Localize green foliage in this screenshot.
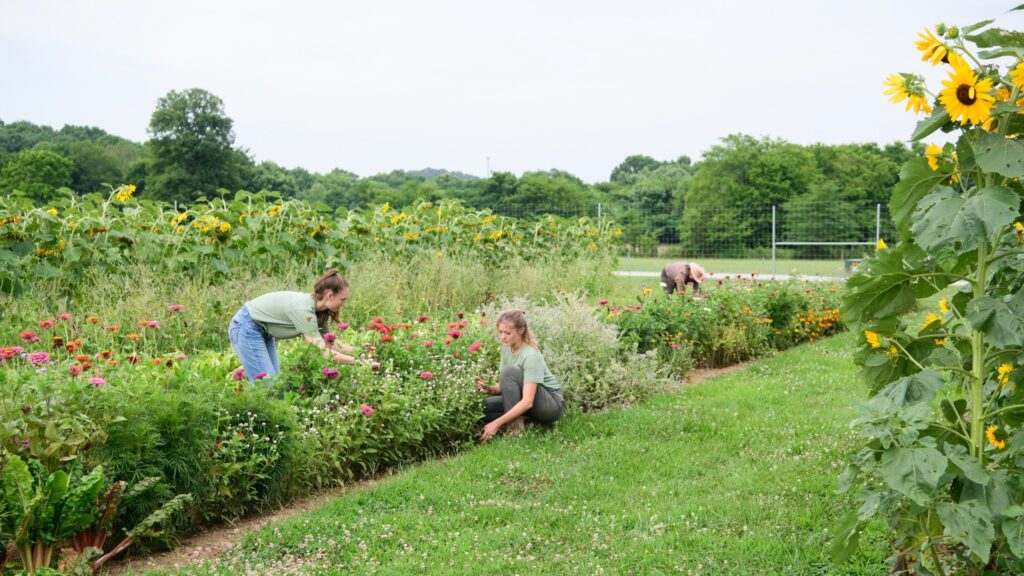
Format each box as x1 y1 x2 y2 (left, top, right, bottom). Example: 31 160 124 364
838 15 1024 574
0 149 73 203
145 88 243 203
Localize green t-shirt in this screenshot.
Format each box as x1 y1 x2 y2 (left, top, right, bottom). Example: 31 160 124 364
500 345 560 391
246 291 325 339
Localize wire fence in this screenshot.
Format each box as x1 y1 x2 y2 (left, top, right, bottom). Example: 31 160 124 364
487 198 893 275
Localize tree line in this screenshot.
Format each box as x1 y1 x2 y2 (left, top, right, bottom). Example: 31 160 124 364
0 88 921 256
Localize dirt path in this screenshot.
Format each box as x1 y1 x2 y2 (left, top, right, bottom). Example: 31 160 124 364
103 364 749 575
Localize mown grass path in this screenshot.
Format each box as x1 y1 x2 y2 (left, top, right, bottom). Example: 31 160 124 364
144 333 888 575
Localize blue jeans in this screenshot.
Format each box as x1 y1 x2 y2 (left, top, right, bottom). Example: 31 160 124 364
228 305 279 382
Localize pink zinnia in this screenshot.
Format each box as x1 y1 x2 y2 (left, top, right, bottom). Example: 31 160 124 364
57 313 72 321
448 330 461 339
323 332 337 344
419 371 434 379
599 299 608 305
232 368 247 381
89 377 106 387
168 304 185 313
69 365 82 377
670 344 680 349
338 322 350 331
254 372 268 380
417 315 429 323
19 331 38 342
38 320 55 329
28 351 50 366
146 321 160 329
422 341 433 348
360 404 375 416
175 353 187 360
468 341 483 353
323 367 339 379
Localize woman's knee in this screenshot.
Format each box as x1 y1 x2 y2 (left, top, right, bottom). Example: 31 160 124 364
500 366 523 389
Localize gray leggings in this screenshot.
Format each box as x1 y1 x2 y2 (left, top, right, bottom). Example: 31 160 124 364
483 366 564 423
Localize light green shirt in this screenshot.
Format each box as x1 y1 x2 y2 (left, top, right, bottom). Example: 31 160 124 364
246 291 324 340
500 345 560 391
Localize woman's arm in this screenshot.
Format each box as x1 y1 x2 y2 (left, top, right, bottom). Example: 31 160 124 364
480 383 538 442
304 335 377 367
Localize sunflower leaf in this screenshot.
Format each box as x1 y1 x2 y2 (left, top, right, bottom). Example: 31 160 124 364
962 19 995 35
978 46 1024 60
967 27 1024 49
910 105 951 142
911 185 1020 268
975 130 1024 178
890 158 948 237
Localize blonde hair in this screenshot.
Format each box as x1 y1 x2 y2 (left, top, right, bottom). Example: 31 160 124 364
313 269 349 327
496 309 538 348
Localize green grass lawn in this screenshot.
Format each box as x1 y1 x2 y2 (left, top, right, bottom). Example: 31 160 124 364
147 333 888 576
616 257 854 278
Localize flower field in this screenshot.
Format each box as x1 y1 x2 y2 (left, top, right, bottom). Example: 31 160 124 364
0 207 843 574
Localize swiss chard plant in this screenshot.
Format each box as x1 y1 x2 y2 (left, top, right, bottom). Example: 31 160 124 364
836 11 1024 575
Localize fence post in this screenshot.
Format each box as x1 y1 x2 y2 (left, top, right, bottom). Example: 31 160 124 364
771 205 777 276
876 203 881 244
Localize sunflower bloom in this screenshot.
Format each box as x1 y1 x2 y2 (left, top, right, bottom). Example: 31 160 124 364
998 363 1015 385
920 314 942 330
864 330 882 349
876 238 888 250
939 297 950 314
915 28 949 66
1011 61 1024 90
939 56 996 125
884 73 933 115
925 143 942 171
987 425 1006 449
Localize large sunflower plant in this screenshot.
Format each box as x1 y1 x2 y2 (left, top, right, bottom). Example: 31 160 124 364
835 10 1024 575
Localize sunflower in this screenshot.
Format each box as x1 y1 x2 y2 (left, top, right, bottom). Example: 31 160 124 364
864 330 882 349
939 57 996 125
987 425 1006 450
925 143 942 171
884 73 932 115
1011 61 1024 90
915 28 949 66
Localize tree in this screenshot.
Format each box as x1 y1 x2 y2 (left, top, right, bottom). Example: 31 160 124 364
610 154 661 184
0 148 73 202
144 88 246 202
67 141 124 194
679 134 819 257
250 161 299 197
503 171 591 217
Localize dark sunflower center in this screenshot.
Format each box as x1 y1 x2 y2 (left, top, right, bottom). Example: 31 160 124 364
957 84 977 106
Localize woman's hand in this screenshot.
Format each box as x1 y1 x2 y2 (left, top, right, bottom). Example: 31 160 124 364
479 421 502 443
475 377 499 395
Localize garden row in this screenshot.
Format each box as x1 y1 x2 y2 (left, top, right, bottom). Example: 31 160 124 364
0 188 619 296
0 280 843 575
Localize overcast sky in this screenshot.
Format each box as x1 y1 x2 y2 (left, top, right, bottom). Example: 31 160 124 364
3 1 1023 183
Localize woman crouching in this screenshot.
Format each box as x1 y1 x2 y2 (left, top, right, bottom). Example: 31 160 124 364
475 309 564 442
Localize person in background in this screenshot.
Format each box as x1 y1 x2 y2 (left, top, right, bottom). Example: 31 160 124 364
660 261 707 296
475 309 564 442
228 269 376 382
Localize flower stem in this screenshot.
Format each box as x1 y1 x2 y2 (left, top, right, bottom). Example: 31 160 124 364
971 239 989 463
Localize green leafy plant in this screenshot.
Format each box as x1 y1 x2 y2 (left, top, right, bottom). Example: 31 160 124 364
0 453 103 574
837 13 1024 574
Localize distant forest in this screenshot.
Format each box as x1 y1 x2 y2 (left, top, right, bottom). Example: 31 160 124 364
0 88 921 256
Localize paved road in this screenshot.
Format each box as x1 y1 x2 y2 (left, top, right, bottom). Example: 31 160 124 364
614 271 846 282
